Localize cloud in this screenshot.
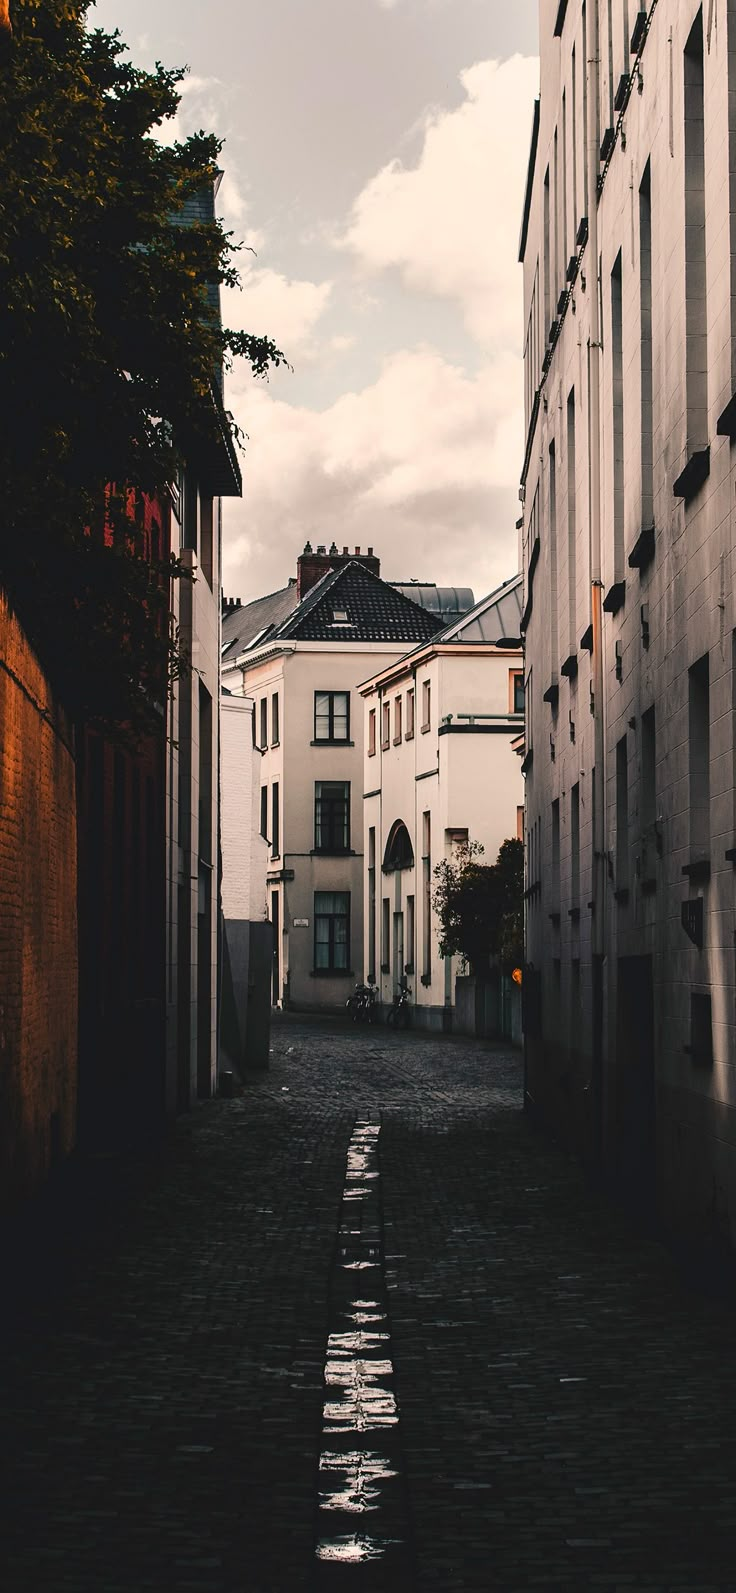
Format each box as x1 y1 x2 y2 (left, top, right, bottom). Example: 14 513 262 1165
222 345 522 601
223 268 333 362
337 55 538 350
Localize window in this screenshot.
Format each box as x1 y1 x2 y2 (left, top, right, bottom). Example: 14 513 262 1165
314 781 350 853
551 798 560 908
271 692 280 746
406 688 415 739
510 671 525 714
381 897 391 973
260 697 268 750
567 387 576 649
406 895 415 974
570 782 580 909
382 702 391 750
422 811 431 980
517 805 524 842
200 494 214 588
421 680 431 732
689 653 710 857
314 690 349 743
684 10 708 457
611 252 624 577
314 892 350 973
260 785 268 839
368 828 376 981
615 736 629 896
393 696 402 744
639 162 653 529
689 992 713 1068
368 708 376 757
271 782 280 858
641 705 656 833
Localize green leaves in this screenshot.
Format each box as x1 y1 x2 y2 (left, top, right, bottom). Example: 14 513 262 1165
432 836 524 976
0 0 285 735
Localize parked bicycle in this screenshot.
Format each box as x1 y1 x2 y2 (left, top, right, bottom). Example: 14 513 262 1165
386 981 411 1029
345 979 378 1024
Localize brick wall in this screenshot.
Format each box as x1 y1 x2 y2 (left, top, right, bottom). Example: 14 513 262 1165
0 589 78 1213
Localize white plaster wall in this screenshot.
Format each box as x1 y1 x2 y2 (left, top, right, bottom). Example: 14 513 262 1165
221 696 268 923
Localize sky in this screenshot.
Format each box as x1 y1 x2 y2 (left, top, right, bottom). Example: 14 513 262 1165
91 0 540 604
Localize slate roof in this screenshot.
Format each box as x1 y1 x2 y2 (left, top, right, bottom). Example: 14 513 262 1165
273 562 445 644
221 582 298 660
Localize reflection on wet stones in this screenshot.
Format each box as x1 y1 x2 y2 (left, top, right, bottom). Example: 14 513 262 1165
314 1118 411 1580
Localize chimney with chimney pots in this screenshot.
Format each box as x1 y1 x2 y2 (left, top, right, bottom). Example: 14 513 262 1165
296 540 380 599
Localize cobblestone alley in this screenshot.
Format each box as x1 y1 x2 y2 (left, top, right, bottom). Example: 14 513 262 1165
2 1019 735 1592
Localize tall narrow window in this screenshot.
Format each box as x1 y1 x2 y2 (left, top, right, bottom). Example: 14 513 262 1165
381 897 391 973
406 895 415 974
260 697 268 750
314 892 350 974
639 162 654 530
314 691 350 743
606 0 614 123
553 128 560 301
271 692 280 747
571 783 580 908
567 388 577 650
571 45 578 233
689 653 710 858
368 707 376 757
421 680 431 732
422 811 431 980
641 704 657 833
544 167 551 333
200 494 214 588
314 781 350 852
271 781 280 859
562 92 568 266
406 688 415 738
368 828 376 982
260 785 268 840
615 736 629 896
393 696 402 744
552 798 560 909
684 11 708 457
549 440 559 670
611 252 624 577
382 701 391 749
582 2 589 213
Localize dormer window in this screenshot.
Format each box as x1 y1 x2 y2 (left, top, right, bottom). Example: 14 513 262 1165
332 608 349 623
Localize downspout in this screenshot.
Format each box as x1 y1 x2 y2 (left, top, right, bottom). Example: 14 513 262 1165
587 0 606 1167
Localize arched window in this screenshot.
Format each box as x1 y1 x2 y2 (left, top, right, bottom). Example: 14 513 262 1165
383 820 415 872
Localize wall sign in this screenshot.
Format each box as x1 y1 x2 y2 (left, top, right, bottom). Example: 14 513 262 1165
293 918 309 927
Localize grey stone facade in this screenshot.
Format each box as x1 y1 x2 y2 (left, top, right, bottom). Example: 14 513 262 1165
521 0 736 1256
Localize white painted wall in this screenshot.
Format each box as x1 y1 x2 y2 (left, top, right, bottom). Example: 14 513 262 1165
221 696 269 923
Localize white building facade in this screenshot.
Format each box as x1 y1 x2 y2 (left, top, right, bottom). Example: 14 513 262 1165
360 580 525 1029
521 0 736 1248
223 554 443 1012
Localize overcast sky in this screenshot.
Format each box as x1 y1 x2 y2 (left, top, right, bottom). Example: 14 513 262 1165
91 0 539 604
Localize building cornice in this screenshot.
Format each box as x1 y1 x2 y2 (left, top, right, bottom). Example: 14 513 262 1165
358 641 522 698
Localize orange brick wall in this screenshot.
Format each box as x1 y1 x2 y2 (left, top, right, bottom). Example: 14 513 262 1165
0 589 78 1213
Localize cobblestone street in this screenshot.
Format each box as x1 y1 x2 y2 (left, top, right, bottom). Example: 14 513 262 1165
2 1019 735 1592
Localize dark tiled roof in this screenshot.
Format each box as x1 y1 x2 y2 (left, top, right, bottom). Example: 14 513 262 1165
275 562 444 644
221 582 298 658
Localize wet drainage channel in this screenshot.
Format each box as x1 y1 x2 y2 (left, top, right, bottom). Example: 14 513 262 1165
313 1118 412 1589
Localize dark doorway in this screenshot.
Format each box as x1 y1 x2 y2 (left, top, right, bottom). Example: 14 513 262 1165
615 955 656 1213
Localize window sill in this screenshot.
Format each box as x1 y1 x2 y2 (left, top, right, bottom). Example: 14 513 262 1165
420 974 431 987
368 747 376 757
311 739 355 748
381 740 390 752
568 906 581 921
405 730 415 742
380 963 390 975
420 723 431 734
270 741 281 750
310 968 355 979
393 735 402 746
673 446 710 503
311 848 355 857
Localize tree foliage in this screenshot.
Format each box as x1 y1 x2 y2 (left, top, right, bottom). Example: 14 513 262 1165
0 0 285 733
432 836 524 976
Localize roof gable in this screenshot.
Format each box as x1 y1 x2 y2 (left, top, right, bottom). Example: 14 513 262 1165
274 561 444 644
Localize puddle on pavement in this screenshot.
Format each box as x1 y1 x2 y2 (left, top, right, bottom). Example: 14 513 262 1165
314 1118 409 1576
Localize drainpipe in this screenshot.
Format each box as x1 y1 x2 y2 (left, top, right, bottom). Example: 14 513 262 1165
587 0 606 1168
